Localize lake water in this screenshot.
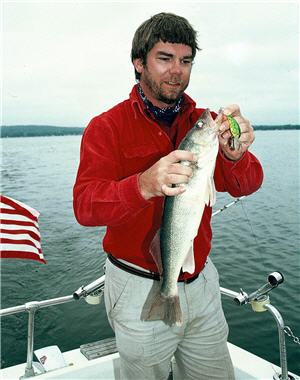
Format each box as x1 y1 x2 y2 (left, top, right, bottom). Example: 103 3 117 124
1 131 299 374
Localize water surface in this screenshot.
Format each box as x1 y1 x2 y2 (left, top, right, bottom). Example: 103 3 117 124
1 131 299 374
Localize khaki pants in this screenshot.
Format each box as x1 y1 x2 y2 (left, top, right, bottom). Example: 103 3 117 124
104 257 235 380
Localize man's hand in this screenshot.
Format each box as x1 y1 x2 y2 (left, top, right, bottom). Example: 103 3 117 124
138 150 197 200
218 104 255 161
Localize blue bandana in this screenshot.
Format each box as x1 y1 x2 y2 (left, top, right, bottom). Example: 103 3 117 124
138 84 183 126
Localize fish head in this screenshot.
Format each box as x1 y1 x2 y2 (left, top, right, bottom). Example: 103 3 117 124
179 108 220 153
196 108 219 132
190 108 219 145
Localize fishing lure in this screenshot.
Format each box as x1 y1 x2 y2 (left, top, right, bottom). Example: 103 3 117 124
227 115 241 150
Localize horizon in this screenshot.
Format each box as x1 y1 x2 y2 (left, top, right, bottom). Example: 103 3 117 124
2 123 300 128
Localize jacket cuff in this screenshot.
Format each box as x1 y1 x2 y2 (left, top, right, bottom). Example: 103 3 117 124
119 173 152 211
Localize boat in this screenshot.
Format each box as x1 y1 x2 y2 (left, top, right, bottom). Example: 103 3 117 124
1 270 299 380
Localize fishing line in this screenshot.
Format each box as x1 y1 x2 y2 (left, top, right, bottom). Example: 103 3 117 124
212 192 268 277
238 192 269 273
240 199 260 248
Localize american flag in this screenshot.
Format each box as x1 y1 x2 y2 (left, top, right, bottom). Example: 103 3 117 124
0 195 46 263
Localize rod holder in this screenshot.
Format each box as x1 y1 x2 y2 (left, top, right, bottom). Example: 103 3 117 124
20 302 40 379
73 275 105 300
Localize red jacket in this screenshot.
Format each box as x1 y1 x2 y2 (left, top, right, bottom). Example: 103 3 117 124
73 85 263 279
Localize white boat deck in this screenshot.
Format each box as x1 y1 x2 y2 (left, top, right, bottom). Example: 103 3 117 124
1 273 299 380
1 342 299 380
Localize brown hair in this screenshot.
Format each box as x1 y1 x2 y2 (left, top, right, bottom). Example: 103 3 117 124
131 12 199 80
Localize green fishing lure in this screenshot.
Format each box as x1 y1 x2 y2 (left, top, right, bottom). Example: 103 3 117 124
227 115 241 150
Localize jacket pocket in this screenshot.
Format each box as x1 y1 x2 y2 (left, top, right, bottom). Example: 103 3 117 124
122 144 159 158
121 144 161 175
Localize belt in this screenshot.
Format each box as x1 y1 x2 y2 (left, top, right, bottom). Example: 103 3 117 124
107 254 200 284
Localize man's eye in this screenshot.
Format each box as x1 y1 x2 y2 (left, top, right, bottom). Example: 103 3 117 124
158 57 170 61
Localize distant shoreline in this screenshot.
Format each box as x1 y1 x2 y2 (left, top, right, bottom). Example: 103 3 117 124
1 125 84 138
1 124 299 138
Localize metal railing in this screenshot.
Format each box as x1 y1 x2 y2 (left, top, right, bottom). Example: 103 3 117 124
0 276 105 379
0 272 295 380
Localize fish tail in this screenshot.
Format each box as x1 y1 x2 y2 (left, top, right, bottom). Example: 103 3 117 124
144 293 183 326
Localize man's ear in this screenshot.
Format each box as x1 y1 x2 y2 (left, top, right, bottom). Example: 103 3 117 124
133 58 144 75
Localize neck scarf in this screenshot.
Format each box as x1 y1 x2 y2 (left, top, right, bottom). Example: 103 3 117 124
138 84 183 126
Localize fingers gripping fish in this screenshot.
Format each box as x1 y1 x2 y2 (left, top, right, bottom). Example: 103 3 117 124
144 109 220 326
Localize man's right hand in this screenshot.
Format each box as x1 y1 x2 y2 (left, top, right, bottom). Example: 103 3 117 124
138 150 197 200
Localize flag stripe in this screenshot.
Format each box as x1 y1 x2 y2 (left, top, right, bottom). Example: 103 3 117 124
0 219 40 230
1 243 42 254
0 250 46 264
1 228 40 241
1 225 41 238
1 208 38 218
0 195 39 218
0 203 14 211
0 195 38 221
1 233 41 249
0 212 39 225
1 238 42 251
0 195 45 264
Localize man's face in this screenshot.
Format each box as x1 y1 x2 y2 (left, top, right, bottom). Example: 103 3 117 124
134 41 193 108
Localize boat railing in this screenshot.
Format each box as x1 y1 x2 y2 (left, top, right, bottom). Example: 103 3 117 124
0 272 295 380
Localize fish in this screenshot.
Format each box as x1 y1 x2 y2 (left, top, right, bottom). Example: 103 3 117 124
145 108 220 326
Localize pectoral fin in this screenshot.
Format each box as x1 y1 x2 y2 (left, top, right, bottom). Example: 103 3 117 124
182 244 195 274
208 176 216 206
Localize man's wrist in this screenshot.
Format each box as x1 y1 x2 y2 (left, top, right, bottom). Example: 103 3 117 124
138 172 153 200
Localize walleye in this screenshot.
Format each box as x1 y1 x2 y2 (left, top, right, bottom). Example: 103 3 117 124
145 108 220 326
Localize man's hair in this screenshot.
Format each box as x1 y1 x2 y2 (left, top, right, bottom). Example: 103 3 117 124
131 12 199 80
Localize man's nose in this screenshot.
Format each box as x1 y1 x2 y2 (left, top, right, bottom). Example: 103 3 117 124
169 59 183 75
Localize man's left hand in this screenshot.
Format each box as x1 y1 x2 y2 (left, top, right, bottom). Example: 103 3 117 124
218 104 255 161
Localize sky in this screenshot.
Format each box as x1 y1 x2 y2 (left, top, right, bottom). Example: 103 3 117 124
2 0 299 126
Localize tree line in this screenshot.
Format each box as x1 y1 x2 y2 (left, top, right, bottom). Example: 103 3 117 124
1 124 299 138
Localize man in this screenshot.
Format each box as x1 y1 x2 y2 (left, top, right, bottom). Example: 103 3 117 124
73 12 263 380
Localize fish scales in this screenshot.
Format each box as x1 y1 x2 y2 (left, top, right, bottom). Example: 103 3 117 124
145 109 220 326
